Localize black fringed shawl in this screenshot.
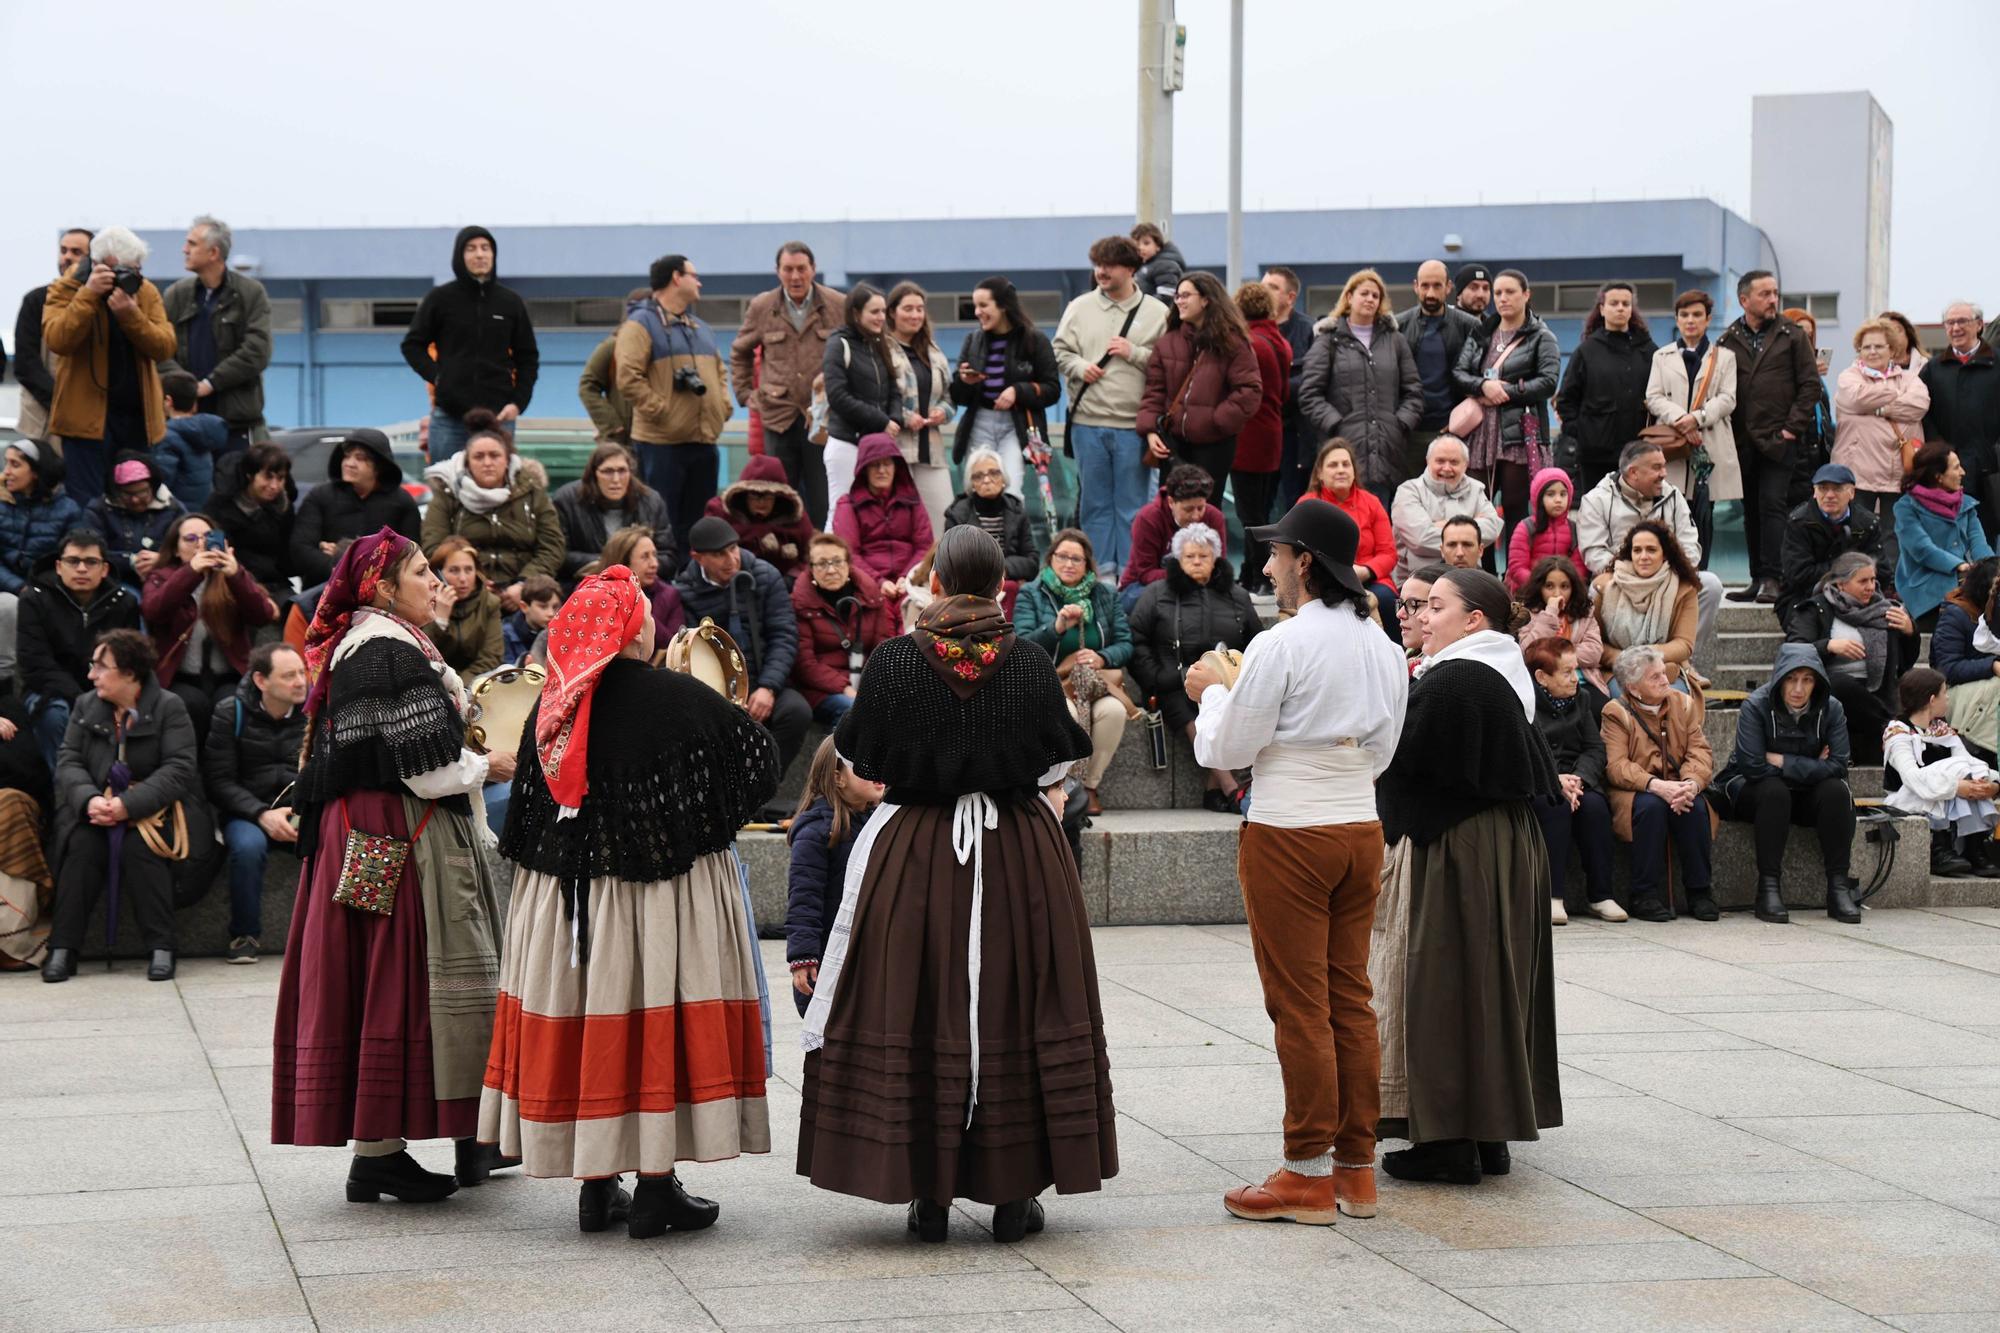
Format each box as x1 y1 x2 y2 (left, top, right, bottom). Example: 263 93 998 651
295 637 470 855
502 659 780 943
1377 658 1561 847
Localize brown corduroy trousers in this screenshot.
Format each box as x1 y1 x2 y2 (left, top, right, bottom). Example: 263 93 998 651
1238 821 1383 1164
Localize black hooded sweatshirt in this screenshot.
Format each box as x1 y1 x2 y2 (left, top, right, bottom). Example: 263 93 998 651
399 225 540 418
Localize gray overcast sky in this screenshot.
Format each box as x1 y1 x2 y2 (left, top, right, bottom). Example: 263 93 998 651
2 0 1996 348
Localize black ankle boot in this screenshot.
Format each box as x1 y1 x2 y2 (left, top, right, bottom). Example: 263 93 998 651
1934 831 1979 878
346 1150 459 1203
40 948 75 983
628 1173 719 1238
907 1198 949 1242
1827 873 1862 924
992 1197 1046 1242
1754 874 1789 924
1477 1141 1511 1176
579 1176 632 1233
454 1138 520 1186
1969 837 2000 878
1383 1139 1481 1185
146 949 176 981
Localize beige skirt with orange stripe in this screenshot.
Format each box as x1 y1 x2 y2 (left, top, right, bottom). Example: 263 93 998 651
478 852 771 1179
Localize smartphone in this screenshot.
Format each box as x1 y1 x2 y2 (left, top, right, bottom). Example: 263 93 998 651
204 531 228 552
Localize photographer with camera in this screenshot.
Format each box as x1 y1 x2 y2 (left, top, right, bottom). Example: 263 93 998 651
41 225 176 502
615 254 731 569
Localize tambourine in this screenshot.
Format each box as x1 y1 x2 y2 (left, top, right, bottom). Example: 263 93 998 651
1197 648 1245 690
466 662 546 754
661 618 751 708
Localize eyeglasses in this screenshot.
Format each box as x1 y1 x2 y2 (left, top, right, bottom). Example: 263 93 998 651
596 466 631 477
809 558 848 570
1945 317 1979 328
58 556 105 570
179 532 207 544
1397 598 1427 615
969 469 1003 481
1050 552 1088 565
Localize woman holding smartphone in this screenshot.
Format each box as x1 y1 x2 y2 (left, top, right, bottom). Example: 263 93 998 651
948 277 1061 499
140 511 280 753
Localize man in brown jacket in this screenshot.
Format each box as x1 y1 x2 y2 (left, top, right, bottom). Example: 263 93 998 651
730 241 843 526
42 225 177 503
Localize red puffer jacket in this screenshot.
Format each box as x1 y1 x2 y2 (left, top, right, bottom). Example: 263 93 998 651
789 567 897 708
831 433 935 587
1136 325 1263 446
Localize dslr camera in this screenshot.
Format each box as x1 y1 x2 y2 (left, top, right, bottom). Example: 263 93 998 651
73 257 142 296
673 365 707 396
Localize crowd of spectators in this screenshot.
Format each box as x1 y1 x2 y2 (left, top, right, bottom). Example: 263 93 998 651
8 216 2000 976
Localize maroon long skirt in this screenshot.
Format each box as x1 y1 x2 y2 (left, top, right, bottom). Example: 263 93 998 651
797 795 1118 1206
271 791 477 1145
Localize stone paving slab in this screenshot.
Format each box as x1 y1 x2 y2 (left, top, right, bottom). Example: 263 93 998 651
11 910 2000 1331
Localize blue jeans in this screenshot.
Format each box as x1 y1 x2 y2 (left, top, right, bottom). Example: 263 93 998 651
428 408 512 464
1119 581 1146 614
813 692 855 727
1071 423 1150 573
483 780 511 839
222 818 272 937
27 694 69 773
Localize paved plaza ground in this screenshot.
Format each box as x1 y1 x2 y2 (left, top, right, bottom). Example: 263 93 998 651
9 908 2000 1332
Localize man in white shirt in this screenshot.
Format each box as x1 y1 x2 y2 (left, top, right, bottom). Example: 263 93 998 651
1186 499 1408 1227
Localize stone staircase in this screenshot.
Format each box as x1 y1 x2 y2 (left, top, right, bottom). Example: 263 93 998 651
74 595 1998 960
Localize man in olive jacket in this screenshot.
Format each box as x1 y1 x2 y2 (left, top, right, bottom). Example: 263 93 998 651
729 241 844 526
1719 270 1822 603
159 216 272 481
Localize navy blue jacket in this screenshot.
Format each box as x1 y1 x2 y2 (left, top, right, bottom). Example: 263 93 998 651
671 550 798 692
785 798 873 1014
154 413 230 509
83 488 186 590
0 486 84 595
1930 600 1998 686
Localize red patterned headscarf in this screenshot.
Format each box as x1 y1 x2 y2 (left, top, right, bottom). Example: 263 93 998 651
535 564 648 814
302 528 418 721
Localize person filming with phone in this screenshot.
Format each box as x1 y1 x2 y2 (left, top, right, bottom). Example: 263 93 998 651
140 512 279 758
40 225 177 503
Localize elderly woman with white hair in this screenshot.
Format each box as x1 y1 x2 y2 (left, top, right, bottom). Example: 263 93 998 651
1129 521 1262 810
942 447 1040 585
1600 645 1716 924
41 225 177 501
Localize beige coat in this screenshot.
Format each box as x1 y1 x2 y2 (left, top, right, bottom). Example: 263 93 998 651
1600 690 1714 840
729 282 845 434
1832 363 1930 494
1645 342 1741 502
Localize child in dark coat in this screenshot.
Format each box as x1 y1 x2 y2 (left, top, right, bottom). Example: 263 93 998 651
785 737 884 1016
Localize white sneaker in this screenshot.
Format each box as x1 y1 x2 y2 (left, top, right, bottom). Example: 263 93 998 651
1550 899 1568 926
1588 899 1629 923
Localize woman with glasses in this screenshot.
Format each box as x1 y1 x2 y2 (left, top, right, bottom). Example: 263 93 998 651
552 442 674 582
943 447 1040 606
1014 528 1133 814
140 512 279 752
790 533 897 727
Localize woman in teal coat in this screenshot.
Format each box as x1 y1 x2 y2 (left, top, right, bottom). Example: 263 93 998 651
1895 442 1995 623
1012 527 1132 810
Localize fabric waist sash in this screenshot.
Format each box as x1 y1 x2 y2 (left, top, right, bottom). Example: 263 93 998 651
1248 741 1378 829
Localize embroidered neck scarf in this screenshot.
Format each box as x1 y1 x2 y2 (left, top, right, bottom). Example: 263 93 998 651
914 595 1015 699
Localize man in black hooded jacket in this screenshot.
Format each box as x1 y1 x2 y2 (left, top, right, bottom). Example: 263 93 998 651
400 226 539 463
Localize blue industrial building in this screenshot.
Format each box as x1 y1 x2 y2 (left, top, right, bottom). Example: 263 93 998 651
135 199 1779 431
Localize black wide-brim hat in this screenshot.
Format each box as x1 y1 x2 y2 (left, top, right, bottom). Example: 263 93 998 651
1247 500 1366 595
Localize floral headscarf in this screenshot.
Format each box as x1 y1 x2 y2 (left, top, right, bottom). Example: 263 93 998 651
535 564 647 815
913 594 1014 700
301 528 420 721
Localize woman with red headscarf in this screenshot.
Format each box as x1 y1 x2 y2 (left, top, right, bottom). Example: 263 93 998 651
271 528 519 1206
479 565 781 1238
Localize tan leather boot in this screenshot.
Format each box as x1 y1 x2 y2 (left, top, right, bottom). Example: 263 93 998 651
1223 1169 1338 1225
1334 1164 1378 1218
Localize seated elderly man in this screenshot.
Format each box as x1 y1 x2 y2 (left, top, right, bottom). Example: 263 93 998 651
1778 463 1887 625
1575 437 1725 668
1389 435 1500 584
1712 643 1859 925
1601 644 1715 923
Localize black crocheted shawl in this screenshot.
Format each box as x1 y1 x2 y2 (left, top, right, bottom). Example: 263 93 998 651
833 633 1091 802
1377 658 1561 848
295 636 470 854
501 658 779 884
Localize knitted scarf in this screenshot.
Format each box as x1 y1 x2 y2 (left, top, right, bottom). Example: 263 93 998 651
1598 559 1680 652
1911 484 1966 521
913 595 1015 700
426 452 515 517
1819 579 1899 690
1035 566 1099 656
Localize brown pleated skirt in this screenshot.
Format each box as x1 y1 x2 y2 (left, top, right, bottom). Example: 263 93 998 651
797 795 1118 1206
